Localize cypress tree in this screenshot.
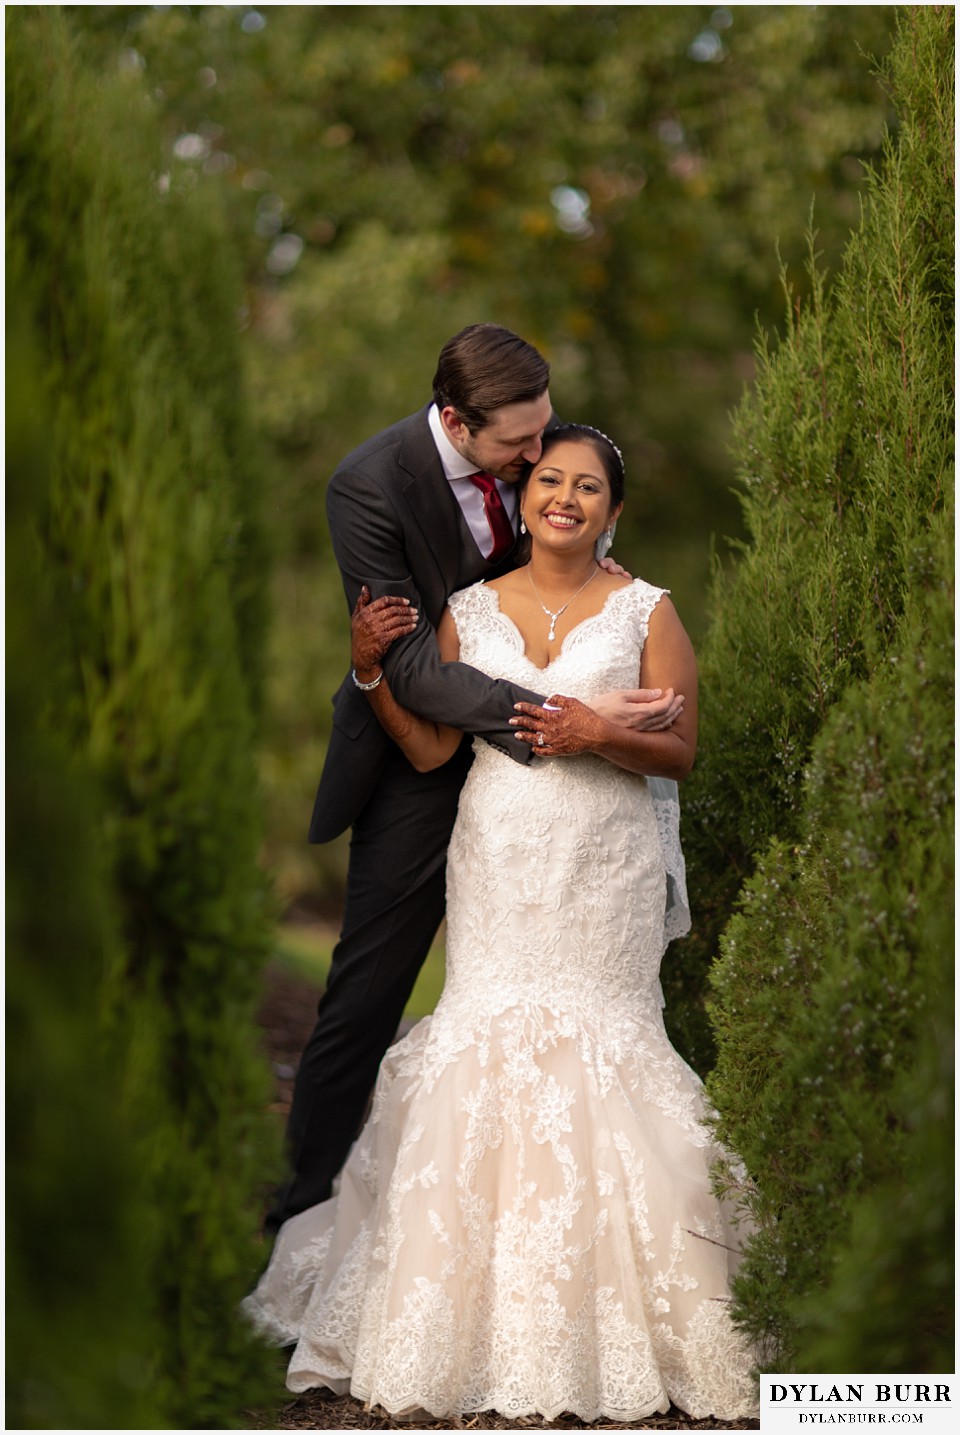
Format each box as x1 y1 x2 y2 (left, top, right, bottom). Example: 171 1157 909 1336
673 7 952 1368
7 8 279 1421
6 280 164 1431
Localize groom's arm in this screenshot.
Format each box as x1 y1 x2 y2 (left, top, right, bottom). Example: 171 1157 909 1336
327 465 546 763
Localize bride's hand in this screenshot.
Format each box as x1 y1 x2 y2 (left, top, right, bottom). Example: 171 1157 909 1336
510 694 605 757
351 586 418 674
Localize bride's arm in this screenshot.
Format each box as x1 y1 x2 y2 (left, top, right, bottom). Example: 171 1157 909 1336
351 589 464 773
510 597 698 780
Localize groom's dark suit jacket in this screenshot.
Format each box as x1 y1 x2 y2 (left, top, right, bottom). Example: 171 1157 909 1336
309 405 547 844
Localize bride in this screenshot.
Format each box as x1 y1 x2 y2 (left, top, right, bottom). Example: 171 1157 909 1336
244 424 758 1424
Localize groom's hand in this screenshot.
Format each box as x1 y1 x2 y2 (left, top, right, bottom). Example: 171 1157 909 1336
590 687 683 731
598 556 631 580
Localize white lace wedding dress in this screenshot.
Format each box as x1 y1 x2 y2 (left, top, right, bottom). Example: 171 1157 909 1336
244 579 758 1423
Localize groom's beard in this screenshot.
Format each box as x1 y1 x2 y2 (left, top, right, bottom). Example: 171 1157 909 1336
493 461 528 484
457 438 527 486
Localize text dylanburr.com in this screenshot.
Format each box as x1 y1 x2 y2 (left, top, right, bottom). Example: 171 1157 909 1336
761 1377 956 1432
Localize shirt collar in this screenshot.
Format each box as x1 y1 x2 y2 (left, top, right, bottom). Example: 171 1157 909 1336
428 403 483 483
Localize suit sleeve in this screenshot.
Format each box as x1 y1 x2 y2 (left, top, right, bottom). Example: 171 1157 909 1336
327 465 546 763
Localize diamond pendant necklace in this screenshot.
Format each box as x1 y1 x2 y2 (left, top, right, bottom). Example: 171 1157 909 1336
527 564 600 642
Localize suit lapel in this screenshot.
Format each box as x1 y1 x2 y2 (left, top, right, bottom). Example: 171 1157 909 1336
399 408 473 600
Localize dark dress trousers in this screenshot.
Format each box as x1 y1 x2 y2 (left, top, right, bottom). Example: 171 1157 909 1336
268 406 546 1230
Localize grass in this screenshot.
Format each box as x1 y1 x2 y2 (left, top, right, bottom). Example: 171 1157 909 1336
272 921 447 1018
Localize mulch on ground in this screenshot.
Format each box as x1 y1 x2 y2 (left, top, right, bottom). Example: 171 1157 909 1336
248 1387 759 1432
250 963 760 1433
247 1386 758 1433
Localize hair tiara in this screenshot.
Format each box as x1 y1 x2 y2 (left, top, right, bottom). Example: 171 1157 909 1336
548 422 624 475
577 423 624 472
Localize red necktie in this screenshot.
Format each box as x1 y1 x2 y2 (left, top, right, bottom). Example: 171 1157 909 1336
468 472 515 563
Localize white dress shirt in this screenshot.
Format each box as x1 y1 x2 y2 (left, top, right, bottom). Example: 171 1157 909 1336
427 403 519 559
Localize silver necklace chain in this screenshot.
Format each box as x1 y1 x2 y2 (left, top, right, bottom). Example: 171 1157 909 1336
527 564 600 642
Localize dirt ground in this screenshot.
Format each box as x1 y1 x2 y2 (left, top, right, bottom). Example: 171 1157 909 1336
251 962 759 1434
257 957 328 1124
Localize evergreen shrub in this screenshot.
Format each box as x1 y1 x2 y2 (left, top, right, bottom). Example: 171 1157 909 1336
6 284 165 1431
711 557 953 1367
666 7 953 1369
667 6 953 1073
7 9 279 1423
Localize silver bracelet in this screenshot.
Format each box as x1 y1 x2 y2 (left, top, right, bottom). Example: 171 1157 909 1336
352 667 383 692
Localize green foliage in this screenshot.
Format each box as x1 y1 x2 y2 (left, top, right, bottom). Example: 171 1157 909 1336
792 1006 954 1374
673 6 953 1368
69 3 898 903
6 277 163 1433
670 5 954 1071
709 563 953 1366
8 8 280 1423
74 5 897 521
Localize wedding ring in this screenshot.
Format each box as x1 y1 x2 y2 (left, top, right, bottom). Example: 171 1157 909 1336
537 732 545 747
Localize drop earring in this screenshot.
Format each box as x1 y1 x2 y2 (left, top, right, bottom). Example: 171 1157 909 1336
595 521 616 560
520 516 527 535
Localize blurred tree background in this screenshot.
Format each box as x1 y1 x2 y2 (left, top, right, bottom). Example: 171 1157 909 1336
8 6 278 1424
69 2 899 909
687 5 953 1371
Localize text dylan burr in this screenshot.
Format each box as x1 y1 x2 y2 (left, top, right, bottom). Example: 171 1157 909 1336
770 1386 951 1405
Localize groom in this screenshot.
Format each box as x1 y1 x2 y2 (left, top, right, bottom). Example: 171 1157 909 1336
267 324 679 1232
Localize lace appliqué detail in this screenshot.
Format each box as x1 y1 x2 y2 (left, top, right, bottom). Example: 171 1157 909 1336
451 580 690 958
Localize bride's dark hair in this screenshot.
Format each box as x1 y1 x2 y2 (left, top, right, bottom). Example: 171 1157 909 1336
528 423 625 506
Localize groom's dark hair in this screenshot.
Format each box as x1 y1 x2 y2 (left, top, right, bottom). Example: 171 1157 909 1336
433 324 550 434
